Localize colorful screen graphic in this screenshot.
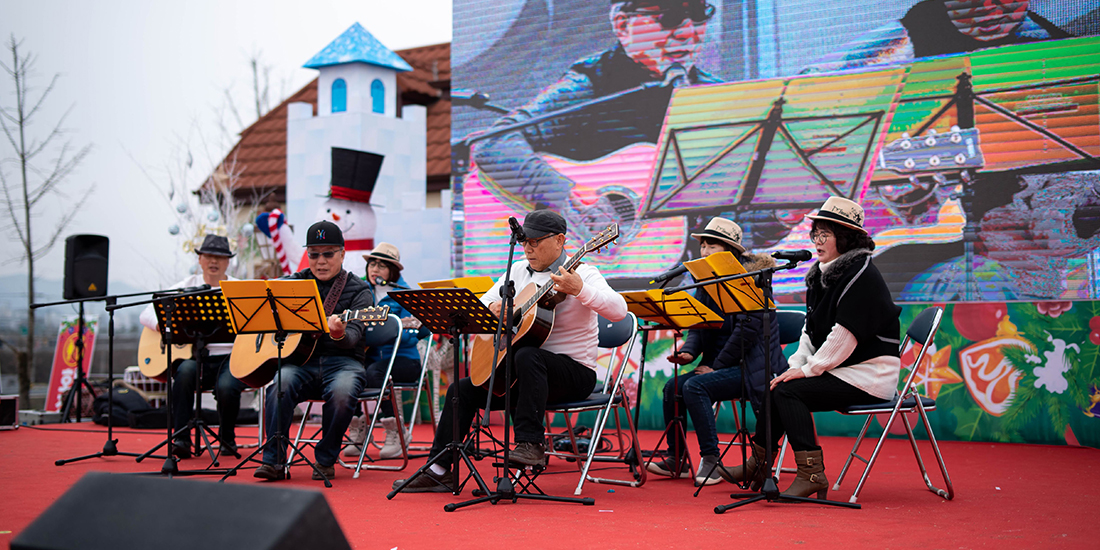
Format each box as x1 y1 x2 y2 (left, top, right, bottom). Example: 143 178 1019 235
452 0 1100 302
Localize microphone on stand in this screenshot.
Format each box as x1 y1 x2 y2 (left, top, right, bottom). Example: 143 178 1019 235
508 216 527 243
650 264 689 284
772 250 813 262
373 277 408 290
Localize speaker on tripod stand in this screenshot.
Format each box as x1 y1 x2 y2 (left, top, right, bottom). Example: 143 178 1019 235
63 234 109 300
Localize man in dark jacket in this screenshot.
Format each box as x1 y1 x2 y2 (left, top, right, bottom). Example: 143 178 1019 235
254 221 375 482
472 0 721 242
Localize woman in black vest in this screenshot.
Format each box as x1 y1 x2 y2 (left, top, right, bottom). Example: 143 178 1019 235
728 197 902 498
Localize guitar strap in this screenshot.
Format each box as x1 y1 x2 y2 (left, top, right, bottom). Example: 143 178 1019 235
323 270 349 317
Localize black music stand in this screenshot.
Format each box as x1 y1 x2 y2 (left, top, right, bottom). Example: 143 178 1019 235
622 289 722 481
664 257 860 511
217 279 333 487
132 289 235 476
386 287 499 503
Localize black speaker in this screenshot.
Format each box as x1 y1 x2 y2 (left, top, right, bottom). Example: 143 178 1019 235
63 234 108 300
11 472 352 550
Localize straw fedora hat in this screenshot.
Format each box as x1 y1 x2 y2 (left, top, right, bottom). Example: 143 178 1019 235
806 197 867 234
690 217 745 253
362 242 404 271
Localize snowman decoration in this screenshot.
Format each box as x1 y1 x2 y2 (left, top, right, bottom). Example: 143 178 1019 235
306 149 384 277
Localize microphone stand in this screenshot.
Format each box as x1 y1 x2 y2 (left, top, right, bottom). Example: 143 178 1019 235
37 287 194 466
663 260 860 511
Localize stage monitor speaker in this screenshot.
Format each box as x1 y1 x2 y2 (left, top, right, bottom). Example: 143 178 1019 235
10 472 352 550
62 234 108 300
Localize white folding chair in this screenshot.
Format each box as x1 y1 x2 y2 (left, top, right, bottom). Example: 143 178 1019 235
832 306 955 504
348 314 410 476
545 312 646 495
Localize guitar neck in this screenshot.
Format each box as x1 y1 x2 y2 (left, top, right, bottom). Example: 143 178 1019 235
516 249 590 316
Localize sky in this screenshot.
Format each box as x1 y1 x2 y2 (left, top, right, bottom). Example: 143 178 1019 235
0 0 452 296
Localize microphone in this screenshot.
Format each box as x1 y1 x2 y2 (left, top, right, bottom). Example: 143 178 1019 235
772 250 813 262
179 284 212 292
374 277 408 290
650 264 688 284
508 216 527 242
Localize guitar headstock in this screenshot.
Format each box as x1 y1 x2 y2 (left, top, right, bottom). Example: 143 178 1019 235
343 305 390 326
584 223 620 255
878 126 984 175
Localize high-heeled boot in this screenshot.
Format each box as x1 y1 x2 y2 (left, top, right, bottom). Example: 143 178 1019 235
723 442 769 488
782 449 828 499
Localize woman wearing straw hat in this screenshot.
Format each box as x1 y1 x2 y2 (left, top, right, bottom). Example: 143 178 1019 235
727 197 902 499
344 242 428 459
647 217 787 487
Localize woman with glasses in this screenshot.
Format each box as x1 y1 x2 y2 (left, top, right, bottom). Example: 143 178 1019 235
728 197 902 499
646 217 787 487
344 243 428 459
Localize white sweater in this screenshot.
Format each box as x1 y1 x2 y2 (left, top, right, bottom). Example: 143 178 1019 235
139 274 237 357
481 260 628 370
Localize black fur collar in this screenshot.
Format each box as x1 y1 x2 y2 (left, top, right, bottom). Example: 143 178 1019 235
805 248 872 288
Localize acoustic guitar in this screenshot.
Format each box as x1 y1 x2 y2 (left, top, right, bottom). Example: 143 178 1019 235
136 327 193 382
469 224 619 395
229 306 390 388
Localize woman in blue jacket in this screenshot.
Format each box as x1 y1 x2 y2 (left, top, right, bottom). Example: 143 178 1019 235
345 243 428 459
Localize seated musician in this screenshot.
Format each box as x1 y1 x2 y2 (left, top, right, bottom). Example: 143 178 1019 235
394 210 629 492
253 221 375 482
139 234 247 458
344 242 428 459
646 218 786 486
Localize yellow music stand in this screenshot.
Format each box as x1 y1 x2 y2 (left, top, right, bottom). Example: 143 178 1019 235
621 289 723 330
684 251 772 315
418 276 496 299
217 279 332 486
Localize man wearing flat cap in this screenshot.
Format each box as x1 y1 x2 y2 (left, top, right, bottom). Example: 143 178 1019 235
140 234 248 459
472 1 720 241
395 210 629 493
253 220 375 482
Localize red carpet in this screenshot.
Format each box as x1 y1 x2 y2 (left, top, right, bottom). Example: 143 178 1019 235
1 422 1096 549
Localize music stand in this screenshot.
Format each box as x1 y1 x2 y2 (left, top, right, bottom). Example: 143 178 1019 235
622 289 722 480
216 279 333 487
386 287 499 502
160 289 236 468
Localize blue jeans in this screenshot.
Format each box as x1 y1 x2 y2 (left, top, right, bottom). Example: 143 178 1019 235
661 367 743 458
262 355 365 468
172 355 247 441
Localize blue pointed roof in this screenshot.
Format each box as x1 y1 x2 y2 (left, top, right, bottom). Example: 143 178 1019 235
304 23 413 72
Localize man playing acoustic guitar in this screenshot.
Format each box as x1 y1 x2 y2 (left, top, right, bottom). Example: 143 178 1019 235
253 220 375 482
396 210 628 492
139 234 248 459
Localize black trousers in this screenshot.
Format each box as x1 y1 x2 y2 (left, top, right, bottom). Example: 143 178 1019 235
363 356 422 418
753 372 886 452
430 346 596 468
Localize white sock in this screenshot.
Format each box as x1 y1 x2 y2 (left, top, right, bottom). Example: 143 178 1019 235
429 463 447 476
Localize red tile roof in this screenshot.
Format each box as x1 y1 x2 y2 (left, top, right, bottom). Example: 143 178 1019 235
205 42 450 201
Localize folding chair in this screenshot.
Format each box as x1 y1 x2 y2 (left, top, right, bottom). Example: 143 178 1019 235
349 314 410 476
832 306 955 504
371 330 437 454
713 309 803 482
545 312 646 496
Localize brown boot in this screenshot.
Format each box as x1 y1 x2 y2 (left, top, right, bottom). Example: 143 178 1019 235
782 450 828 499
723 442 768 488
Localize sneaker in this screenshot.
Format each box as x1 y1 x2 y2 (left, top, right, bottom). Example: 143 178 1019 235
694 455 729 487
312 463 335 481
511 441 546 467
253 463 286 481
343 415 367 457
379 417 404 459
392 468 454 493
646 456 690 479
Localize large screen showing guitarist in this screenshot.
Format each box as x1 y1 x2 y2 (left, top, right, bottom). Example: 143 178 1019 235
393 210 631 493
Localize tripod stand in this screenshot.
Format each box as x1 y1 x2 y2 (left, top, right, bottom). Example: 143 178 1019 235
387 287 499 502
218 279 332 487
664 257 859 511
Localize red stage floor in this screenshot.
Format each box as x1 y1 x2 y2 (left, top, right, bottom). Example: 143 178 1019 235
1 422 1097 549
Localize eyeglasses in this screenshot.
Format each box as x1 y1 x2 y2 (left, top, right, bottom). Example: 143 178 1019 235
307 250 341 260
809 231 834 245
366 259 389 269
522 235 554 249
624 2 715 31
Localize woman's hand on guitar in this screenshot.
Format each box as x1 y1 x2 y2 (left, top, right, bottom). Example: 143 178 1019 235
328 314 347 340
667 351 695 365
549 266 582 296
401 316 422 329
488 301 503 316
